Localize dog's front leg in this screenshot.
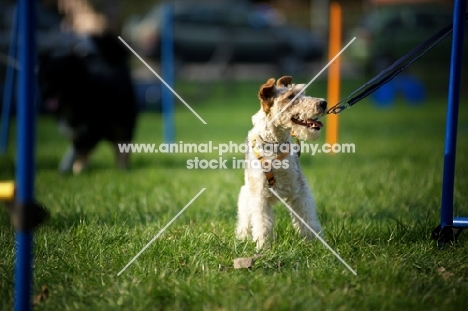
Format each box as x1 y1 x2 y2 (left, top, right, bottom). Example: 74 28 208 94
58 145 77 173
250 190 275 250
115 143 130 170
289 187 324 240
236 185 252 240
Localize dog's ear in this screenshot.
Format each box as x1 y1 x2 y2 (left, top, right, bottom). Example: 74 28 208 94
276 76 292 87
258 78 276 113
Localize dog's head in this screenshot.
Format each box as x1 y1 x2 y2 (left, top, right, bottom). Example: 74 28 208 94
257 76 327 141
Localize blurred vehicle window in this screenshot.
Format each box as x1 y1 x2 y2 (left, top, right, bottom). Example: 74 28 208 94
123 1 324 74
348 2 468 74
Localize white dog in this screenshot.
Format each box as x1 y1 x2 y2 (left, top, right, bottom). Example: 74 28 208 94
236 76 327 250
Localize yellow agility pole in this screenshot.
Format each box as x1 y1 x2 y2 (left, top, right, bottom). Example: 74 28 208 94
326 2 342 151
0 181 15 201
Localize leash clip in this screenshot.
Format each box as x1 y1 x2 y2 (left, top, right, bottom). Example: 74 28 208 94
327 102 350 114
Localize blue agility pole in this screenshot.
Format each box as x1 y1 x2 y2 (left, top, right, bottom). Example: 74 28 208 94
433 0 468 245
161 3 175 143
0 6 18 154
14 0 36 309
453 217 468 227
441 0 466 227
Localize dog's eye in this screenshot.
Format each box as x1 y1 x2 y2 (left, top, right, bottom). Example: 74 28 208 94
287 94 296 100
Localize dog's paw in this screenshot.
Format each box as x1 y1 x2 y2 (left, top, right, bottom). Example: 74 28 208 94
255 237 271 251
72 157 89 175
235 227 250 240
295 223 325 241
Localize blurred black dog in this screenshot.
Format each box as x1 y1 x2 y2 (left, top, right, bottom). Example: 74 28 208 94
38 33 137 173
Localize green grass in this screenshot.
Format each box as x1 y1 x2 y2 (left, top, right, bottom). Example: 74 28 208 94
1 78 468 310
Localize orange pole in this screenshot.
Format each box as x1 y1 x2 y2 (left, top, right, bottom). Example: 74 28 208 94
326 2 342 152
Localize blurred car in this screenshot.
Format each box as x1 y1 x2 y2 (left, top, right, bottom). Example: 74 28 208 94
348 2 468 74
123 1 325 73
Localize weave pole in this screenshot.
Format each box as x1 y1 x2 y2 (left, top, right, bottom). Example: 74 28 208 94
325 2 342 149
161 4 175 143
0 6 18 154
434 0 468 245
14 0 36 309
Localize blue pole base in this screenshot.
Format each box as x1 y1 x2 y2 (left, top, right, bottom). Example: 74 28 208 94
431 223 464 248
14 231 33 311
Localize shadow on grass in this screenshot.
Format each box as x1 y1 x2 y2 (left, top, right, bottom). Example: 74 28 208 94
34 152 195 173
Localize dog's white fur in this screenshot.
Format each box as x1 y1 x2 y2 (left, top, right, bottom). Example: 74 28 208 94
236 76 327 250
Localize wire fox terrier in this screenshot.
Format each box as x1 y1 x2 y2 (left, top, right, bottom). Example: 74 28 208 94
236 76 327 250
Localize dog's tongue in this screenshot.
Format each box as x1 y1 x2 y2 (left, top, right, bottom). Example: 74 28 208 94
307 119 323 128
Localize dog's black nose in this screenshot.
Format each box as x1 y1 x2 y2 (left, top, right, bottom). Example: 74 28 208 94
319 100 327 111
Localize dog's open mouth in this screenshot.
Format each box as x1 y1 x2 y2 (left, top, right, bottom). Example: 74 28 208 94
291 117 323 129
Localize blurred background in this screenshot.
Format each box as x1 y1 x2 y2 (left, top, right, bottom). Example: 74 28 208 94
0 0 467 111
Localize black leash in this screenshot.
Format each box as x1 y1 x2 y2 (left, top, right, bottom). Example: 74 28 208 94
328 13 468 114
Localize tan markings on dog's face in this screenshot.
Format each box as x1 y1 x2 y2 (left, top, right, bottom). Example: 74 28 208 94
258 78 276 113
259 77 327 141
258 76 294 114
276 76 292 87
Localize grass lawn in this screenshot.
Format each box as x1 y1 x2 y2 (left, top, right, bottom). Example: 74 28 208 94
1 78 468 310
